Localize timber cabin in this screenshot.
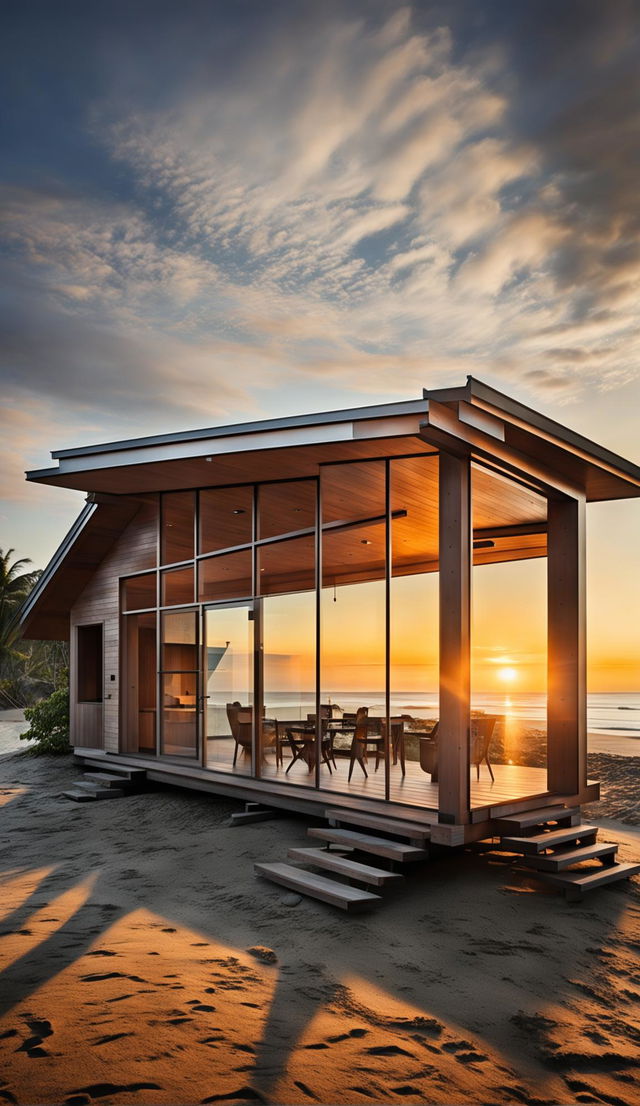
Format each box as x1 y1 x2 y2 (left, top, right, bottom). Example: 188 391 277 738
19 378 640 848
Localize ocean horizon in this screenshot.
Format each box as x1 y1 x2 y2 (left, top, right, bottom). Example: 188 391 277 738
260 690 640 739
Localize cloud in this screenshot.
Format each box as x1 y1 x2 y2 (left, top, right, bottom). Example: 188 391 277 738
2 0 640 456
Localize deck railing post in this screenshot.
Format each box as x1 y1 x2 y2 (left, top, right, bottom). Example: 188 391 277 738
438 451 471 824
547 495 587 796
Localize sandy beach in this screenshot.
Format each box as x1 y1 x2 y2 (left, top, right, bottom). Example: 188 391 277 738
1 726 639 1106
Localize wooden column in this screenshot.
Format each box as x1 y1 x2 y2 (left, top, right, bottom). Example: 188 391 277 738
438 451 471 824
547 495 587 795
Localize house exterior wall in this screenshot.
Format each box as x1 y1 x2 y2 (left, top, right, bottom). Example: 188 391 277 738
70 498 158 751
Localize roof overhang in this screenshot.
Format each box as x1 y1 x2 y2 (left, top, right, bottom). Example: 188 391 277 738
19 494 144 639
25 380 640 502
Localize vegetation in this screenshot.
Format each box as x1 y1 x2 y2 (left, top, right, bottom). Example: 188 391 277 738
20 682 71 755
0 547 69 708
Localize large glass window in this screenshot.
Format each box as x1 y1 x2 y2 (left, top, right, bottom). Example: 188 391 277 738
161 565 194 607
162 491 195 564
127 455 551 815
258 480 316 540
160 609 198 757
122 611 157 754
258 534 315 596
198 549 253 603
260 537 316 787
199 486 253 554
122 572 156 611
471 463 548 799
390 455 439 802
321 461 386 798
204 603 254 776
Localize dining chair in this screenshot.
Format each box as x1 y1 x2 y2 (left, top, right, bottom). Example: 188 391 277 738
348 706 384 781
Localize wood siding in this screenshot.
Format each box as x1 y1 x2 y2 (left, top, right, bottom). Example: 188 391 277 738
70 498 158 751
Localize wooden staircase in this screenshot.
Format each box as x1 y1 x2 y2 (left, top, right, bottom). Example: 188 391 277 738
63 764 146 803
495 805 640 902
255 808 431 912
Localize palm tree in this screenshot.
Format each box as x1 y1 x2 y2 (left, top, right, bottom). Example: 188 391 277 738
0 549 42 706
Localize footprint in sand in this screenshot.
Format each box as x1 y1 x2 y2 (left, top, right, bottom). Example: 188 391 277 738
201 1087 265 1104
91 1033 133 1047
16 1017 53 1058
246 946 277 964
66 1082 162 1102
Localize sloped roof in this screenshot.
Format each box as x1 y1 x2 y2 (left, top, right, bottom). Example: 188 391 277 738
26 378 640 502
19 494 142 639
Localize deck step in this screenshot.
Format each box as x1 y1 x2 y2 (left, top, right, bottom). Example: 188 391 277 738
308 827 428 862
83 772 135 788
538 862 640 902
255 862 381 912
324 807 431 843
496 805 580 834
522 842 618 872
75 760 146 783
63 788 98 802
63 786 125 802
501 824 598 855
288 847 404 887
230 809 281 825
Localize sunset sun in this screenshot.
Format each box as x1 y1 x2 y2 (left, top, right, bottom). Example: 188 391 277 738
498 666 518 684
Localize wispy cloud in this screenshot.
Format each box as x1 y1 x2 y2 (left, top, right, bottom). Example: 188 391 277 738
2 0 640 457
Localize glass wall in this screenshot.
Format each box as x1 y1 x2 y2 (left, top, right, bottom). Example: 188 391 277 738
200 486 253 553
390 455 439 803
471 463 548 795
122 611 157 754
321 461 386 798
118 454 551 816
162 492 195 564
160 609 198 757
204 603 254 775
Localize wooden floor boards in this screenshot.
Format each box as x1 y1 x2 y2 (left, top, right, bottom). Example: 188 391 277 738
205 736 550 811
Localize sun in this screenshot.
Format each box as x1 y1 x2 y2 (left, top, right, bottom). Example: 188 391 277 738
497 666 518 683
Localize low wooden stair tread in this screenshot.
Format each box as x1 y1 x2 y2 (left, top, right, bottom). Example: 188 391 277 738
323 807 431 842
288 847 404 887
64 785 125 801
255 862 381 912
537 861 640 898
83 771 134 788
307 827 428 862
521 842 618 872
501 824 598 855
496 805 580 833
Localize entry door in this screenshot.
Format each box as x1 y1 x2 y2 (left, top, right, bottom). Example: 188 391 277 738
203 602 255 775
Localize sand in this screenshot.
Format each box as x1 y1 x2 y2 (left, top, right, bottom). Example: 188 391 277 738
1 740 639 1106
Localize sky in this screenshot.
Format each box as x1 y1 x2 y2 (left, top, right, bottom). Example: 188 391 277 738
1 0 639 690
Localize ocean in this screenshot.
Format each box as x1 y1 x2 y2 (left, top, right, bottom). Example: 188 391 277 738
261 691 640 739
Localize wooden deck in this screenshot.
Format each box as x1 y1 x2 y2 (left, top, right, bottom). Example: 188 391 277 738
75 739 600 845
207 737 553 812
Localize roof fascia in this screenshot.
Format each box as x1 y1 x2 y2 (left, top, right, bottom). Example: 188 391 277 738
421 399 584 499
17 500 97 626
27 407 428 482
48 398 429 462
465 376 640 485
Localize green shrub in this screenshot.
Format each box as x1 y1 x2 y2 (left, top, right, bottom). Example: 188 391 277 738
20 686 71 755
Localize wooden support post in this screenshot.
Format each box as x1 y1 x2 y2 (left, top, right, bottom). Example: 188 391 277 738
547 496 586 795
438 452 471 824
